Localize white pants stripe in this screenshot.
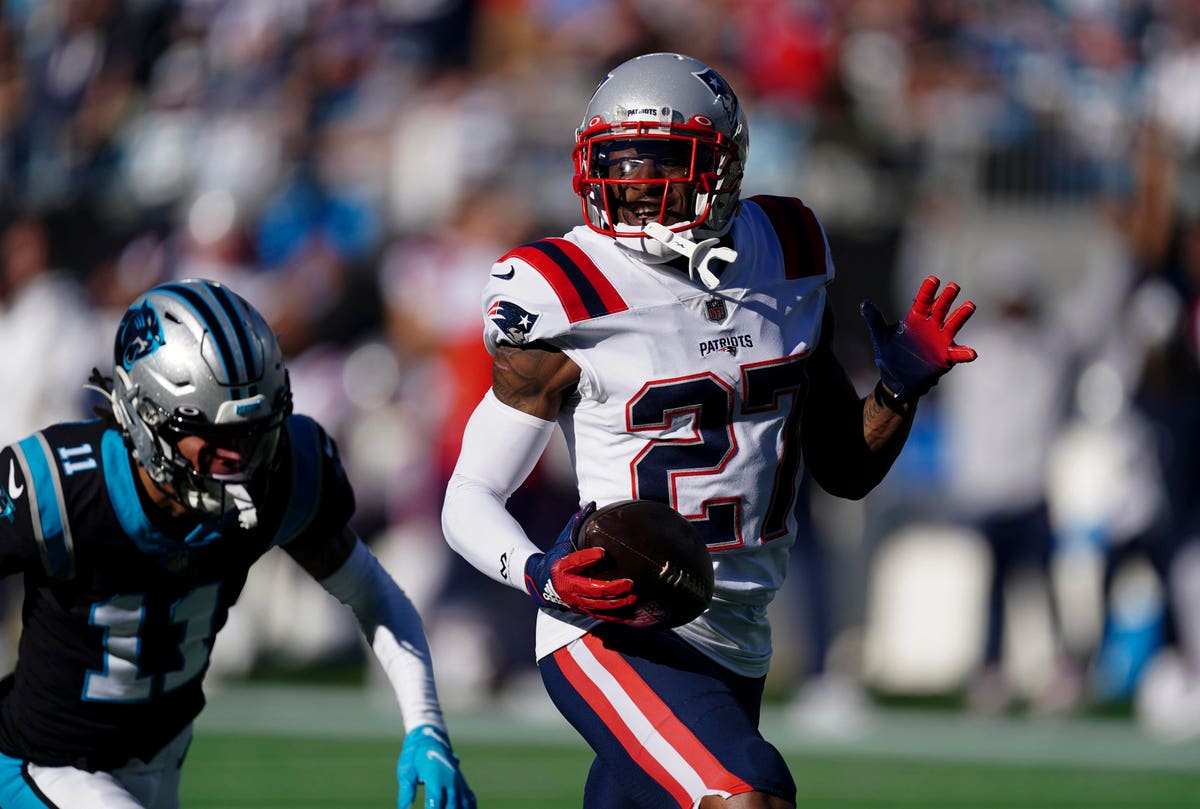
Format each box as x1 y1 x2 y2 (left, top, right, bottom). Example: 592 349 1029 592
25 725 191 809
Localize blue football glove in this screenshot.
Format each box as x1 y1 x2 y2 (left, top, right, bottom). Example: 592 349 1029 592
860 275 978 402
524 502 637 619
396 725 475 809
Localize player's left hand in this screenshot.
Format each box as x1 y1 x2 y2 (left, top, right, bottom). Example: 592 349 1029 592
860 275 977 402
397 725 476 809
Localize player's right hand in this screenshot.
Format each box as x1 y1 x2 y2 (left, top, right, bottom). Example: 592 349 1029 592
524 502 637 618
396 725 476 809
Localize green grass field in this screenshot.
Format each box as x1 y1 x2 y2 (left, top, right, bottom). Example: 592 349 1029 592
182 733 1200 809
185 684 1200 808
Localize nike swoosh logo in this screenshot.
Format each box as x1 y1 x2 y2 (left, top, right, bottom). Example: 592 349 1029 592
7 461 23 500
491 265 516 280
420 726 449 744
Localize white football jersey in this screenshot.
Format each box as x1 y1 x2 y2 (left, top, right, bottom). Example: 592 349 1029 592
481 196 835 677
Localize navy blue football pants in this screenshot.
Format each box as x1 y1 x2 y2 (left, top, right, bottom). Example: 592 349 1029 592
539 623 795 808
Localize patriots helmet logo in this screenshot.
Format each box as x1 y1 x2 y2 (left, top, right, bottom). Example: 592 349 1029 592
116 301 165 371
488 300 540 345
695 68 739 123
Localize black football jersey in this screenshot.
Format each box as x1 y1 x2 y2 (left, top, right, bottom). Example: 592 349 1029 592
0 415 354 770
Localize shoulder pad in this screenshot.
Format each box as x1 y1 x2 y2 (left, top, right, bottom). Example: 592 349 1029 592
273 414 353 547
8 429 89 581
745 195 834 282
483 238 628 352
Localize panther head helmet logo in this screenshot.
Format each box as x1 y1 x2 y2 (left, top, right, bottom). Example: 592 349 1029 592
116 301 165 371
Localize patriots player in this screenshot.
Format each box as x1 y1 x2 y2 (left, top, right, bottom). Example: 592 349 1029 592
0 279 474 809
443 53 977 808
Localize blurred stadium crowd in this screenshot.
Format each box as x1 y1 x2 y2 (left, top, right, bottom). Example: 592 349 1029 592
2 0 1200 742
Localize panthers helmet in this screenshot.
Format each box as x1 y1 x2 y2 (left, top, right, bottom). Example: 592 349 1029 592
110 279 292 526
573 52 748 244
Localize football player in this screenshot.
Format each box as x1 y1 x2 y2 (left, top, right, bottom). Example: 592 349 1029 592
442 53 977 808
0 279 474 809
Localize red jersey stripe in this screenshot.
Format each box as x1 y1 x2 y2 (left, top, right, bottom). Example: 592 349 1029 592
503 239 628 323
749 195 828 280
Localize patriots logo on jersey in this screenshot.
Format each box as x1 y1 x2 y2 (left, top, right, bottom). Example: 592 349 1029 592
699 334 754 357
0 486 13 523
488 300 540 345
116 301 165 371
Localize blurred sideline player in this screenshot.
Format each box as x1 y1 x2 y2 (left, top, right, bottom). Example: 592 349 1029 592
0 279 474 809
442 52 977 808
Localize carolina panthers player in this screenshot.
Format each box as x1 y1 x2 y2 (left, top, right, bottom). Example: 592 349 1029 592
442 53 977 808
0 279 474 809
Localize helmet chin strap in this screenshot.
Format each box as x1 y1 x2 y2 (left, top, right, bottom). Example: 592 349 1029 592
224 483 259 530
181 478 259 530
642 222 738 290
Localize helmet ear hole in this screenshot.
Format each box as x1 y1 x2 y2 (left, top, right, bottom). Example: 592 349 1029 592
110 368 138 433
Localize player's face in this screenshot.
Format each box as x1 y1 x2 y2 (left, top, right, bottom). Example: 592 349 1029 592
173 430 278 482
176 436 252 478
600 139 702 227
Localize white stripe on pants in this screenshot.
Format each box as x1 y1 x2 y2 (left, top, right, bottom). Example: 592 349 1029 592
25 725 191 809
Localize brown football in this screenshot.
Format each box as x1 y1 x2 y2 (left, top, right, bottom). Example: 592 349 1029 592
576 500 714 629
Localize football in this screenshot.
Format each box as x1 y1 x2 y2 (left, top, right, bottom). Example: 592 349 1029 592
576 499 714 629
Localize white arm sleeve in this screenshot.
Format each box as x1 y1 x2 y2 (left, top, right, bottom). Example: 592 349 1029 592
441 389 557 592
318 539 446 733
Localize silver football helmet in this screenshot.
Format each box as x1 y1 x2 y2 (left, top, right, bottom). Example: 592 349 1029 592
573 53 749 251
110 279 291 528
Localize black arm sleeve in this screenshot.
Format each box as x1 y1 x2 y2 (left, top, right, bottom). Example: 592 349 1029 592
800 304 913 500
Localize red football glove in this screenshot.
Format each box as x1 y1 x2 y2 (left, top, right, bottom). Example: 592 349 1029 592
860 275 977 401
524 502 637 618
